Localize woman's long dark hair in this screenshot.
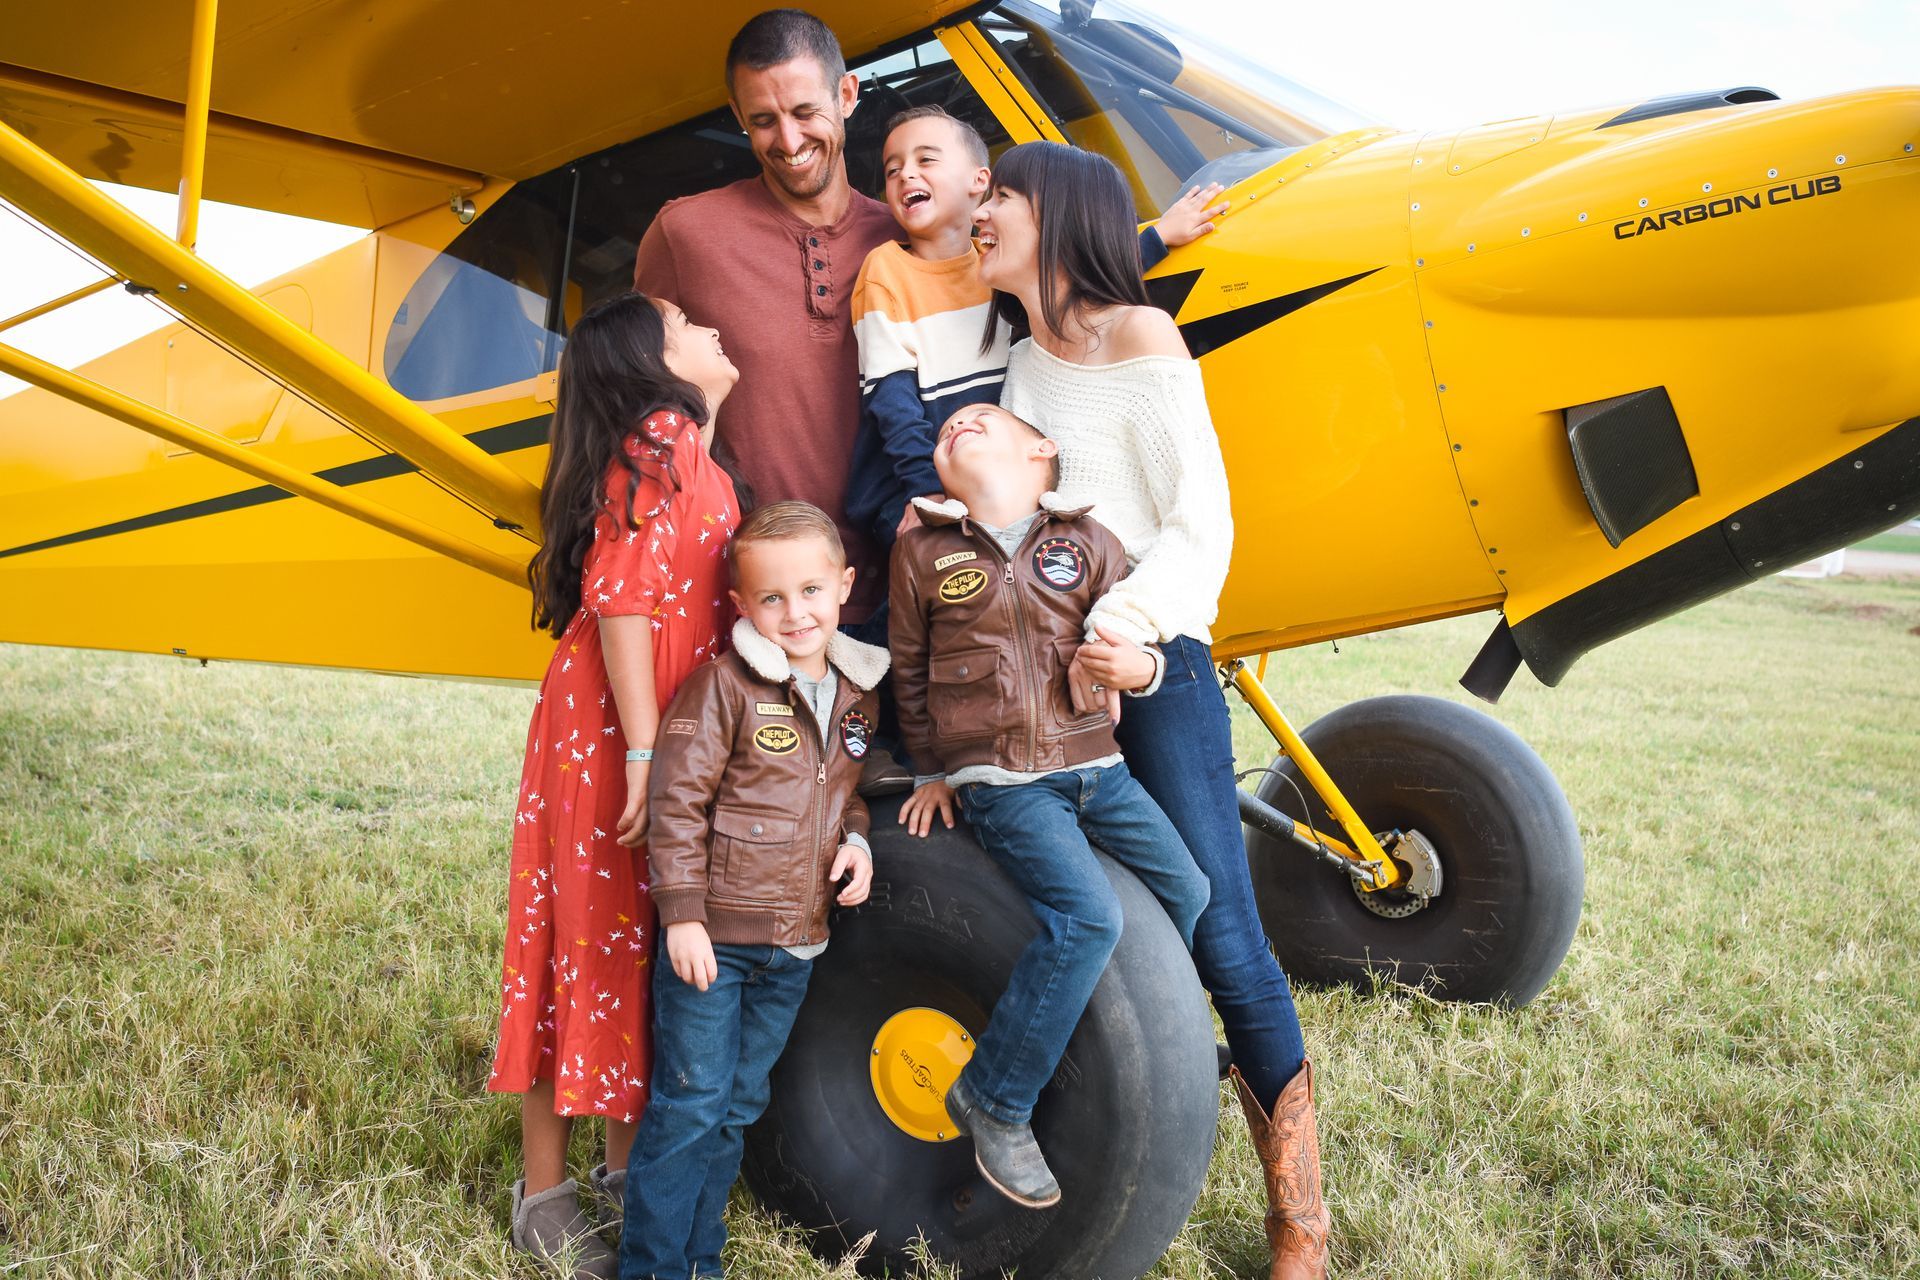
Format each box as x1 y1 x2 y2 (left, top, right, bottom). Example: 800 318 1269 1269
529 292 709 637
982 141 1149 351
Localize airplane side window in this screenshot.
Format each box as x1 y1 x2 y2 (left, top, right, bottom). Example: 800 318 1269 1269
383 174 572 402
981 1 1363 219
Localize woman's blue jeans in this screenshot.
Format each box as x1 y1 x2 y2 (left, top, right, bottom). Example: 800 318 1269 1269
1113 634 1307 1108
619 942 813 1280
955 762 1209 1124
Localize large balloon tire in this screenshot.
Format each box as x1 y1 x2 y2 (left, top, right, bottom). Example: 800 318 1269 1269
1248 694 1584 1007
743 806 1218 1280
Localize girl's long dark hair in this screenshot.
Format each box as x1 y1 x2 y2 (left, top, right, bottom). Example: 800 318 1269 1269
982 141 1149 351
529 292 709 637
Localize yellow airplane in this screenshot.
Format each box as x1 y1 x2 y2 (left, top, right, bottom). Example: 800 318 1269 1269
2 2 1915 1276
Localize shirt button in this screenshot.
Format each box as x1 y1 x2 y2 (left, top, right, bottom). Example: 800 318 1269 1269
956 665 969 677
815 284 828 296
809 236 819 247
813 259 825 270
750 823 765 836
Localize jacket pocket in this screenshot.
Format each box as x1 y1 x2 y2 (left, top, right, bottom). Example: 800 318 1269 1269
710 807 798 903
1051 637 1114 730
928 646 1001 741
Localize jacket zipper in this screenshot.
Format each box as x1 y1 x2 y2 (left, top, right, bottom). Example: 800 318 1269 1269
973 525 1045 770
789 677 832 946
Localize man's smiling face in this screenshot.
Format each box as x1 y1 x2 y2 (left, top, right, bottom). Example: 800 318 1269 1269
730 56 858 206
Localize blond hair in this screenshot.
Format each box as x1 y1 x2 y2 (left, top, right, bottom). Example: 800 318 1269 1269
728 501 846 583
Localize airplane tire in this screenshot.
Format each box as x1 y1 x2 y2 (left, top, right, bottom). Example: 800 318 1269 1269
742 808 1218 1280
1247 695 1583 1007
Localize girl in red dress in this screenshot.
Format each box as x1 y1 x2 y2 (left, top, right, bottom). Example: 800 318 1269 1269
490 292 740 1275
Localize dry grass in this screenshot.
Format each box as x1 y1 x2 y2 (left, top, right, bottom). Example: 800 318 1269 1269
2 574 1917 1278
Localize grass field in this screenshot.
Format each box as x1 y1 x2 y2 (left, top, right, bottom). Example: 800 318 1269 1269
1851 527 1920 556
3 575 1917 1279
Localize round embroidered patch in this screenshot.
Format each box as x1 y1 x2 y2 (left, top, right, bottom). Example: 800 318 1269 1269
939 567 989 603
754 724 800 755
840 709 873 759
1033 538 1087 591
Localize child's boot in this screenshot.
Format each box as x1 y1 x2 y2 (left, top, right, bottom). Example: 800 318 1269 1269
1231 1063 1331 1280
587 1161 625 1235
510 1177 619 1280
943 1073 1061 1209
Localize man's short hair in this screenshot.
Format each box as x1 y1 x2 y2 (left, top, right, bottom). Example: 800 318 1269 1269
729 500 847 582
726 9 846 95
885 104 990 169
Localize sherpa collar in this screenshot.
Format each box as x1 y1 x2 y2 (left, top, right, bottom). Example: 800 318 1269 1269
910 491 1092 528
730 616 890 691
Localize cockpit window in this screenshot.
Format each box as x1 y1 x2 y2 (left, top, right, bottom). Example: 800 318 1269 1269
982 0 1368 218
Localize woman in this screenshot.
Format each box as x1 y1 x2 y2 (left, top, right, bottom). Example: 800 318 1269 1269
976 141 1330 1280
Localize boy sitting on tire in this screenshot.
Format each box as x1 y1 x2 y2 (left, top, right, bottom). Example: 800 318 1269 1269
889 403 1209 1207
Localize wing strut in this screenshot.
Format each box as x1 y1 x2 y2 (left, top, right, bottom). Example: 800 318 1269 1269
0 338 527 586
0 117 545 537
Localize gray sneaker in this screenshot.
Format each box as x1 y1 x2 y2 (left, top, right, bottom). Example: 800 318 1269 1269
587 1161 626 1235
943 1074 1062 1209
510 1177 619 1279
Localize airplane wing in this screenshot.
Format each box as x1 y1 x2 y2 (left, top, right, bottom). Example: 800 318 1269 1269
0 0 974 227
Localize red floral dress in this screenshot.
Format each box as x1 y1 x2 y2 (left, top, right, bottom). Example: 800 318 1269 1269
488 409 737 1120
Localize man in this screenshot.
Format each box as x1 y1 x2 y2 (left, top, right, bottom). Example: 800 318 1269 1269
634 8 897 630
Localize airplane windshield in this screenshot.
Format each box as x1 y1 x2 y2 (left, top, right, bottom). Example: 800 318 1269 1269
984 0 1370 217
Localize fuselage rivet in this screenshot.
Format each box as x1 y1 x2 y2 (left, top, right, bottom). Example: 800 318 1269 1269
1579 212 1588 221
1768 168 1779 178
1730 521 1742 531
1638 198 1649 208
1702 182 1713 192
1521 227 1530 236
1836 154 1847 164
1854 459 1865 469
1416 257 1425 266
1411 202 1421 211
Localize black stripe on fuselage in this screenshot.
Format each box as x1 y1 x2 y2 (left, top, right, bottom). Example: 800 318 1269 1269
1177 269 1382 359
0 414 552 561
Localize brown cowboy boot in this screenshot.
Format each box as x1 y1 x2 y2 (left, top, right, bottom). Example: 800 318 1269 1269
1231 1062 1331 1280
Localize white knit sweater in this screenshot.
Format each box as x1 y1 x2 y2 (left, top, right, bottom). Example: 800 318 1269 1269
1001 338 1234 646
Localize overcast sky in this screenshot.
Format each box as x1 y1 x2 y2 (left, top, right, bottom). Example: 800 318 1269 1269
1 0 1914 396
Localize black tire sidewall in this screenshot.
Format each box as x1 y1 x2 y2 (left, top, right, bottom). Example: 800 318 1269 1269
744 805 1219 1280
1249 695 1585 1006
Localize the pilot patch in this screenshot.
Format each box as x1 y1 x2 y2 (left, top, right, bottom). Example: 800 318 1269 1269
840 709 873 759
939 567 989 603
753 724 800 755
933 550 978 572
1033 537 1087 591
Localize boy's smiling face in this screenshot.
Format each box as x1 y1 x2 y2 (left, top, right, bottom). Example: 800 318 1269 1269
933 403 1057 502
883 116 991 243
729 534 854 676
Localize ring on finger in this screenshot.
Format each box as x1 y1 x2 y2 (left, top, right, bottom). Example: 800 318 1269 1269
1091 683 1106 693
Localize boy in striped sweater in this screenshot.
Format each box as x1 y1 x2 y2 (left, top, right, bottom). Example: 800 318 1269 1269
844 106 1226 566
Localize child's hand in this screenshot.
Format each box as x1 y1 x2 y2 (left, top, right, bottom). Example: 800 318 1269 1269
1067 645 1125 725
616 759 651 847
666 921 717 991
898 779 956 838
830 841 873 907
1156 182 1229 248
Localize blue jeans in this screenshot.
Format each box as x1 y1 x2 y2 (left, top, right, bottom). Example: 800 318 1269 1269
1113 635 1307 1110
619 942 813 1280
955 762 1209 1124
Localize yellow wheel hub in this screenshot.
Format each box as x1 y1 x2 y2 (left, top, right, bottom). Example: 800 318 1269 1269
869 1007 974 1143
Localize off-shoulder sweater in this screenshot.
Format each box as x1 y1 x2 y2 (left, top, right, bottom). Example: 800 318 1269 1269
1000 338 1234 646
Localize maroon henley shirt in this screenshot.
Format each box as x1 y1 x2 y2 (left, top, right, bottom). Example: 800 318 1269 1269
634 174 898 622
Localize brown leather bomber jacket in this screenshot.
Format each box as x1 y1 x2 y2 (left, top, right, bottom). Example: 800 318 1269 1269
890 496 1147 778
646 618 890 948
